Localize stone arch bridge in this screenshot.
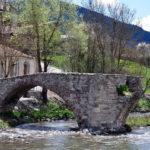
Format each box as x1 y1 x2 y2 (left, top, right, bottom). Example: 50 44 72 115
0 73 142 133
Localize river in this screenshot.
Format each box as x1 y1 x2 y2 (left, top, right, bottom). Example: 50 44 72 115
0 120 150 150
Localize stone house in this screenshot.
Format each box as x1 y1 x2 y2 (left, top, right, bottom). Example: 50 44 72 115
0 1 39 78
0 44 38 78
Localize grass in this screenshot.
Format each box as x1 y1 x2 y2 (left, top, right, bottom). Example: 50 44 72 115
27 101 75 120
41 55 68 71
127 116 150 127
123 60 150 93
0 100 75 121
127 98 150 127
51 55 68 70
0 121 9 128
122 61 150 127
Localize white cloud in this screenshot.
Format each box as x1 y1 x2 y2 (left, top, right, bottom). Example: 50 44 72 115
141 16 150 32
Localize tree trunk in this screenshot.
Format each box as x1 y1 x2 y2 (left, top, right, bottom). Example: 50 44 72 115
36 25 42 73
35 25 47 104
42 88 48 104
41 59 48 104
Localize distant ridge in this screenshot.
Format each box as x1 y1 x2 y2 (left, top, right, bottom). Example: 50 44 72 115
78 7 150 44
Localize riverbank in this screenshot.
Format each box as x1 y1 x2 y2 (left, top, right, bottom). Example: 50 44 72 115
1 99 150 132
0 100 75 128
1 112 150 131
127 112 150 128
0 120 9 128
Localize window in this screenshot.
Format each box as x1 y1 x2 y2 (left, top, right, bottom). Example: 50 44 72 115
23 62 30 75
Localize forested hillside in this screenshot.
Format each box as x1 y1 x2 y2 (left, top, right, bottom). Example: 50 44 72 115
78 7 150 44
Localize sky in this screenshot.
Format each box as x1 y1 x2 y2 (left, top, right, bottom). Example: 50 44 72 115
71 0 150 32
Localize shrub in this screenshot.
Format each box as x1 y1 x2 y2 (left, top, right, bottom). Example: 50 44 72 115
117 85 130 95
136 98 150 111
2 101 75 120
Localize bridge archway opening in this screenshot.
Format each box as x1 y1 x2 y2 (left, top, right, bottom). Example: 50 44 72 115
2 84 75 119
1 84 77 126
0 85 78 130
15 86 67 111
30 86 64 102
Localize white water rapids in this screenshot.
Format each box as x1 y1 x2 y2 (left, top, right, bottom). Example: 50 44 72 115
0 120 150 150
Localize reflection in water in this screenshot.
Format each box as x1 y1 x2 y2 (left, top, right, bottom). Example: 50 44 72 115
0 120 149 150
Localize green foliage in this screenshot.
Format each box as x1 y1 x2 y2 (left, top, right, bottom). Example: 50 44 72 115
61 23 88 72
117 85 130 95
27 101 75 120
27 103 75 120
136 98 150 111
0 111 20 118
51 55 68 70
0 122 9 128
127 100 150 126
11 0 79 73
127 116 150 126
123 60 150 93
0 101 75 121
12 110 22 117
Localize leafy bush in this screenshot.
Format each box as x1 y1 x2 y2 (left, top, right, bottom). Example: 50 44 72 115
136 98 150 111
117 85 130 95
1 101 75 121
0 111 21 118
12 110 22 117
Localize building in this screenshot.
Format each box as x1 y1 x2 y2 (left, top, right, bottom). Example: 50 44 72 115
0 44 38 78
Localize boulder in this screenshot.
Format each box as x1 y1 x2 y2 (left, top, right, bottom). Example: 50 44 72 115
15 97 41 112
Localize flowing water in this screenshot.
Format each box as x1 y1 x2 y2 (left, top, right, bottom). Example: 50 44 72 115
0 120 150 150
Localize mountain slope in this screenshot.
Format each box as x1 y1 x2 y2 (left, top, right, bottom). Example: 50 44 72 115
78 7 150 44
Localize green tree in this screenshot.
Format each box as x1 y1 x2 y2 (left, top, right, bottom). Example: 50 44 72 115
12 0 78 103
62 23 88 72
20 0 77 72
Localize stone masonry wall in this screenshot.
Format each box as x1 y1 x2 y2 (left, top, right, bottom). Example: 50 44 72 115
0 73 143 134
